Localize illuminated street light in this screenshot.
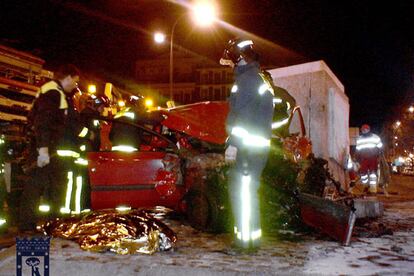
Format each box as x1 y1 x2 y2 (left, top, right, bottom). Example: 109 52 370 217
409 106 414 113
395 121 401 128
154 32 166 44
164 1 217 102
191 0 218 26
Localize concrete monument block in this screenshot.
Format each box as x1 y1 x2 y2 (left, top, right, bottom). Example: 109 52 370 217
269 60 350 187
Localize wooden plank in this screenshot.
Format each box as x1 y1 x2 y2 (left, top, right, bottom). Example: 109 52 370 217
299 193 356 246
0 97 32 110
0 76 38 96
0 111 27 122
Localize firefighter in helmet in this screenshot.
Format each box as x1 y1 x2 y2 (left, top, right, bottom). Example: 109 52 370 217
220 38 274 252
355 124 383 194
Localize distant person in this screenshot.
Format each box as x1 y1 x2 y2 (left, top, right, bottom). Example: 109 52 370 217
355 124 383 194
220 38 274 253
19 64 81 232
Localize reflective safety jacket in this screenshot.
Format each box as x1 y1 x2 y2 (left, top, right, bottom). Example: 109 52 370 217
110 111 141 150
255 72 296 138
226 62 274 148
31 80 68 149
355 133 383 159
271 85 296 138
31 81 84 152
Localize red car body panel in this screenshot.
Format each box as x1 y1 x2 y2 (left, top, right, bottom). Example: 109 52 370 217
160 101 229 145
88 151 185 210
90 188 186 210
88 151 165 185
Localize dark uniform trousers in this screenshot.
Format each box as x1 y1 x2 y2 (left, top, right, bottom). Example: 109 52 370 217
229 145 269 248
19 155 67 230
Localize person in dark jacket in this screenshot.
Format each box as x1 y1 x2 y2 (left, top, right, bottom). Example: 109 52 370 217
19 64 80 231
109 95 151 151
220 38 274 252
80 95 109 151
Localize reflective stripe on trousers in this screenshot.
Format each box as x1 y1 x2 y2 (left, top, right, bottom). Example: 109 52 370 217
361 174 369 184
60 171 84 214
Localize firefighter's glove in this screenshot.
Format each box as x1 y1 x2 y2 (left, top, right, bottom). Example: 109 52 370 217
225 145 237 163
37 147 50 168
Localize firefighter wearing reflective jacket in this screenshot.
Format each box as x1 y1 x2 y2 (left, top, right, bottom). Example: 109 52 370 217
355 124 383 194
220 38 274 251
19 64 82 231
260 71 296 138
109 96 145 152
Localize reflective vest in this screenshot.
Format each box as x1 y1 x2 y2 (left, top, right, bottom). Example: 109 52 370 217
38 81 68 109
356 133 383 151
231 126 270 148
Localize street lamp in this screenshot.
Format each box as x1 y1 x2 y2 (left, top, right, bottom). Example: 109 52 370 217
191 0 217 26
155 1 217 102
153 32 166 44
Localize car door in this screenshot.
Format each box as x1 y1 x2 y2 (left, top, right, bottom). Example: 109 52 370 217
87 118 184 210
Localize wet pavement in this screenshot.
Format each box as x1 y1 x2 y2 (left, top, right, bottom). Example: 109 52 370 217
1 175 414 275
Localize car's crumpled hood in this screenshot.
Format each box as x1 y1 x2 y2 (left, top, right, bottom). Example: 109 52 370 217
159 101 229 145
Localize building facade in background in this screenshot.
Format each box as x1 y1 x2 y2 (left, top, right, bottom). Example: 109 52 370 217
134 50 234 106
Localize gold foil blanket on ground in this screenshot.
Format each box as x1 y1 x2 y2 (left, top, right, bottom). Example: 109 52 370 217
41 208 177 254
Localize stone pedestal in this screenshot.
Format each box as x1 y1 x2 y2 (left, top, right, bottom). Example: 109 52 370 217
269 60 350 187
353 198 384 218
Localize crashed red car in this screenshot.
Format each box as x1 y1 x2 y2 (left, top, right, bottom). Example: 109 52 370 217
87 101 311 214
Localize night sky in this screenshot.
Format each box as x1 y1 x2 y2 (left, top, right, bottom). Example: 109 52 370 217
1 0 413 132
